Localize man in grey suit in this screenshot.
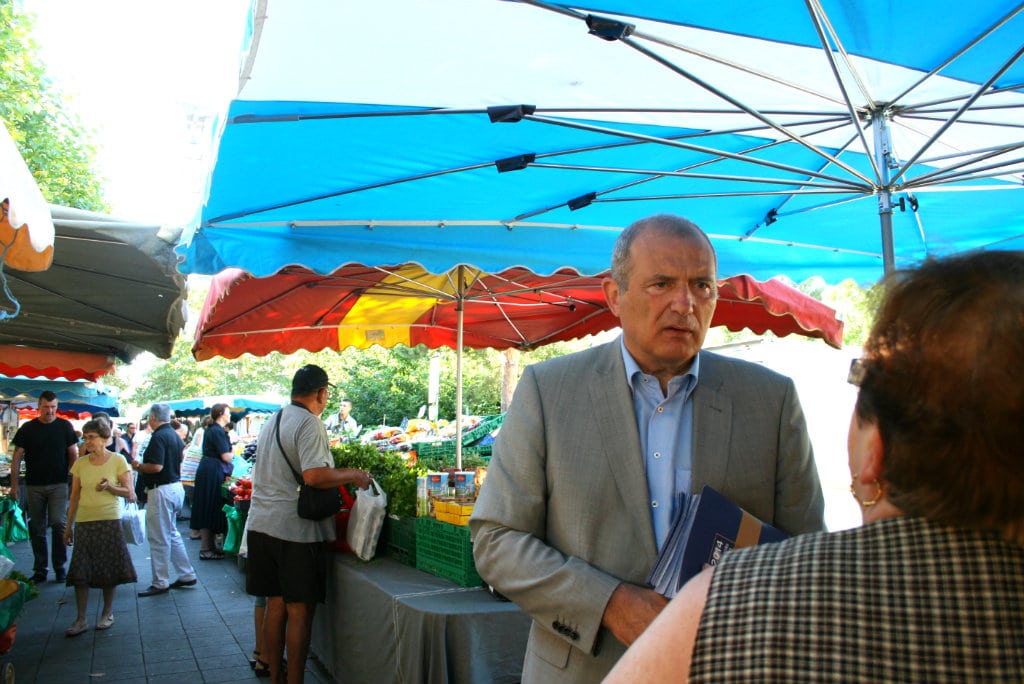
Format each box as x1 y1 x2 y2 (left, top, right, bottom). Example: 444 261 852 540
471 214 825 683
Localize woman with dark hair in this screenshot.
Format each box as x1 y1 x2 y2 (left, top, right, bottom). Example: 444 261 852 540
189 403 234 560
63 418 137 636
607 250 1024 683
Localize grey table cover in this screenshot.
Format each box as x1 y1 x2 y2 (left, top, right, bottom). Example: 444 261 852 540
310 553 531 683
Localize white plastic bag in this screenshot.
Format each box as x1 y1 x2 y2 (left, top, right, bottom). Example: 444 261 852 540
346 481 387 561
121 501 145 545
238 513 250 557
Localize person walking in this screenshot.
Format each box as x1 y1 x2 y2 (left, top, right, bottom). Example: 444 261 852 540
131 403 197 596
11 390 79 584
63 418 137 636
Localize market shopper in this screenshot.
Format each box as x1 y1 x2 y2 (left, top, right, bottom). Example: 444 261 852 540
90 412 130 460
130 416 152 507
63 418 137 636
132 403 197 596
471 214 826 682
11 391 78 584
245 365 372 684
190 403 234 560
605 250 1024 683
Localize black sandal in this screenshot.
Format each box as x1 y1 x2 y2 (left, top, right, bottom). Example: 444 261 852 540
250 651 283 678
199 550 225 560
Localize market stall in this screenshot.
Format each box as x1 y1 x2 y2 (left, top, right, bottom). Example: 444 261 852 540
310 554 530 684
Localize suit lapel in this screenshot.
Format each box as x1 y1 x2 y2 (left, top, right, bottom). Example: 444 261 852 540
692 352 732 492
587 340 658 560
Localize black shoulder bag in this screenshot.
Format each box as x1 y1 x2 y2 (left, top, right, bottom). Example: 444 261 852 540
273 410 341 521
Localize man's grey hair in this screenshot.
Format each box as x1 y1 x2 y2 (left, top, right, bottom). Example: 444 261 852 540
149 403 172 423
610 214 715 288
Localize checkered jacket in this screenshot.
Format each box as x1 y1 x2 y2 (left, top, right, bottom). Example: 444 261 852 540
690 516 1024 683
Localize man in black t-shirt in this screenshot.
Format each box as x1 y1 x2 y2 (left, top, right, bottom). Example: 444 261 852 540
131 403 196 596
11 391 79 583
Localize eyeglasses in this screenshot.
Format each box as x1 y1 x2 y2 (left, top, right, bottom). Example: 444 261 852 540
847 358 867 387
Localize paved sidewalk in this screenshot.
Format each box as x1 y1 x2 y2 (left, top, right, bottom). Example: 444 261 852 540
1 506 334 683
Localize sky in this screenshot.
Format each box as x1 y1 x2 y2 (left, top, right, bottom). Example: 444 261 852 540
21 0 251 225
15 1 250 392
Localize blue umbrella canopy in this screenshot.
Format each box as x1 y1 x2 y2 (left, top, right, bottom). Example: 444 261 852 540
178 0 1024 284
0 375 120 417
163 395 285 421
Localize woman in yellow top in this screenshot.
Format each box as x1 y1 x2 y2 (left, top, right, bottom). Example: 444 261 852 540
63 418 138 637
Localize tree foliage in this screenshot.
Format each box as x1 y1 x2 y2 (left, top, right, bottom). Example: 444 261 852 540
126 337 294 408
794 276 882 348
0 0 107 210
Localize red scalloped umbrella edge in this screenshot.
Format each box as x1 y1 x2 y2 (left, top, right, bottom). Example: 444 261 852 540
0 346 116 382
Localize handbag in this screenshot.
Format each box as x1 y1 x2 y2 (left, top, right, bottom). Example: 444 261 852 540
346 480 387 561
120 501 145 545
273 411 342 521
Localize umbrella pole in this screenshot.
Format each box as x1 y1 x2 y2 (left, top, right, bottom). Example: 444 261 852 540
455 267 465 471
872 110 897 275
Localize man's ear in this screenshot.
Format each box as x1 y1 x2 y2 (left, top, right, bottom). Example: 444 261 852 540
602 277 621 317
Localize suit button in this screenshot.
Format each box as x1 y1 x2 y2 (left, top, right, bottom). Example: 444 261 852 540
570 630 580 641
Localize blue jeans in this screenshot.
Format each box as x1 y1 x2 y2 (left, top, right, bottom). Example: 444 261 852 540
26 484 69 575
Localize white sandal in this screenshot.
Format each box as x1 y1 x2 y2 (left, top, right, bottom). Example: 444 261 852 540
65 619 88 637
96 613 115 630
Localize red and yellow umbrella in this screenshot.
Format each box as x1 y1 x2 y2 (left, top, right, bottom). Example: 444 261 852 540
195 263 842 468
193 264 843 362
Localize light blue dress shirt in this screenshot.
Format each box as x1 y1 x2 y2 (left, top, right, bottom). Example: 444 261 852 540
621 340 699 550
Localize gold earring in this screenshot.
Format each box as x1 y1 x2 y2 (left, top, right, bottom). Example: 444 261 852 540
849 475 883 508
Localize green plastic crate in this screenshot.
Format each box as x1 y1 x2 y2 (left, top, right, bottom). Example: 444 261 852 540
415 517 482 587
411 414 503 463
413 440 455 460
387 516 417 567
459 414 505 446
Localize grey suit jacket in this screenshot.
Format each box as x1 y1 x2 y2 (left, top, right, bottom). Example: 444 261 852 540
471 338 825 683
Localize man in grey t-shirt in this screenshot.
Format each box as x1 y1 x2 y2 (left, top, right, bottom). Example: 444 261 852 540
245 365 372 684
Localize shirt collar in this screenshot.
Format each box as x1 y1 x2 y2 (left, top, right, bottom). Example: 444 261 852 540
620 337 702 389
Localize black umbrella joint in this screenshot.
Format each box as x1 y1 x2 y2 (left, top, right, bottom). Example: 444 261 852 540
585 14 634 42
495 153 536 173
568 192 597 211
487 104 537 123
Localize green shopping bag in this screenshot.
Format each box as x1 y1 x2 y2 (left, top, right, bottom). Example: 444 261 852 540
0 580 28 632
0 499 29 544
222 503 243 555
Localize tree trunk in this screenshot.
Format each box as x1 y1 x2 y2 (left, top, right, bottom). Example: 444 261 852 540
500 348 518 412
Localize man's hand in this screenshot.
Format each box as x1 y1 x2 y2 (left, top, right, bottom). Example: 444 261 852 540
601 582 669 647
64 526 73 546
